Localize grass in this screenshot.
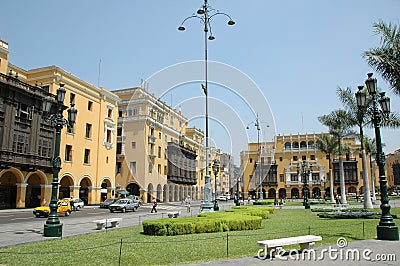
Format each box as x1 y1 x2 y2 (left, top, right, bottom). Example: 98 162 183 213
0 207 399 266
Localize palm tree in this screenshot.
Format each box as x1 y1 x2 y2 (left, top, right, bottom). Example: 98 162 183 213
337 87 373 208
318 109 356 205
363 20 400 96
316 133 338 203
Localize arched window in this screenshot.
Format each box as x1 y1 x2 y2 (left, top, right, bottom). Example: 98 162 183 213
284 142 291 150
308 141 315 149
300 141 307 149
292 142 299 149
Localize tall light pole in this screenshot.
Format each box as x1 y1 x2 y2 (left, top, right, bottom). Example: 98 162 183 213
356 73 398 240
247 113 263 200
212 159 220 211
178 0 235 212
42 84 77 237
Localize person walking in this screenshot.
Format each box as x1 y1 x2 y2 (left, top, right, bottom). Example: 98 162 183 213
186 197 191 213
151 198 157 213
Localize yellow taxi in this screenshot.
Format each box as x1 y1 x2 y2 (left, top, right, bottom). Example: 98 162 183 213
33 199 72 218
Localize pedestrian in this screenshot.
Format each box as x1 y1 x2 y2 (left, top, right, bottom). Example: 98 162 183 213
151 198 157 213
186 197 191 213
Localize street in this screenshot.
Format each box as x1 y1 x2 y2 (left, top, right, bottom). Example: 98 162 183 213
0 200 234 248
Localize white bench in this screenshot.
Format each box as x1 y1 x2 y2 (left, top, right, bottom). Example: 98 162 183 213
93 218 122 230
167 211 180 218
257 235 322 259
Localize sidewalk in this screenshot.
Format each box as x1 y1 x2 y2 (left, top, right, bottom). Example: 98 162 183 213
184 239 399 265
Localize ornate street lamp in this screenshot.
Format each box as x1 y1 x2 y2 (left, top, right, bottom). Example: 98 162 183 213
356 73 398 240
42 84 77 237
247 113 263 201
212 159 220 211
178 0 235 212
297 160 311 209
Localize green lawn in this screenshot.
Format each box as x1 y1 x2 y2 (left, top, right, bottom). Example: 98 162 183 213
0 207 398 266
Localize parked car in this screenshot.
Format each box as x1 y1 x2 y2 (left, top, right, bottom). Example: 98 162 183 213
62 198 84 210
127 195 142 206
33 200 72 218
216 195 228 201
100 198 119 208
109 198 139 213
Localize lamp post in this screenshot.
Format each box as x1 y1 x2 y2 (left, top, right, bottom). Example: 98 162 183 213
212 159 220 211
235 176 241 206
42 84 77 237
178 0 235 212
297 160 311 209
247 113 263 201
356 73 398 240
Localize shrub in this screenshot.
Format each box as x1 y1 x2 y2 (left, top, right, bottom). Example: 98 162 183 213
142 206 269 236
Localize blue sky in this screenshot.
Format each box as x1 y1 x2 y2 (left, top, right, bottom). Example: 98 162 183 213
2 0 400 163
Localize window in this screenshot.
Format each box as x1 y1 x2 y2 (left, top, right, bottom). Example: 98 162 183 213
38 138 51 158
85 123 92 139
70 93 75 104
158 146 161 158
106 129 112 143
159 132 162 139
117 127 122 136
131 142 136 149
300 141 307 149
250 158 253 163
116 162 121 173
65 145 72 161
15 103 33 120
88 101 93 111
310 155 315 160
158 164 161 174
107 108 112 118
308 141 315 149
84 149 90 164
312 173 319 181
291 173 298 182
149 162 153 173
164 166 167 175
67 122 75 134
280 174 284 182
279 157 283 162
302 155 306 161
292 142 299 149
116 143 122 154
293 156 298 161
13 132 28 154
284 142 291 150
130 162 136 174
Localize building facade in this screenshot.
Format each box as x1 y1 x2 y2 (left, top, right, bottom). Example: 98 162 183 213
113 87 205 203
240 133 372 200
0 39 119 208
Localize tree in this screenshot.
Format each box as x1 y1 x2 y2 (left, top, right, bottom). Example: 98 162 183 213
316 133 338 203
318 109 356 204
363 20 400 96
337 87 373 208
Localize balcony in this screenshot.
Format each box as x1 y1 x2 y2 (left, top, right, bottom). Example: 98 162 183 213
148 135 156 144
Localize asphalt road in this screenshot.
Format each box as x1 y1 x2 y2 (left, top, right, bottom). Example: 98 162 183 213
0 200 234 248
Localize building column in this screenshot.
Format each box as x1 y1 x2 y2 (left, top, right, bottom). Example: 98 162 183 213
16 183 28 208
41 184 52 205
88 186 101 205
69 185 81 198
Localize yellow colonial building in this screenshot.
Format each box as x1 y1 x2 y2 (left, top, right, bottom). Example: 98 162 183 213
0 39 119 208
240 133 372 200
113 87 206 203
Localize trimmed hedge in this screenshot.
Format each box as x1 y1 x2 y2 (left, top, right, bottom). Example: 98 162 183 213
252 200 274 205
142 206 272 236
